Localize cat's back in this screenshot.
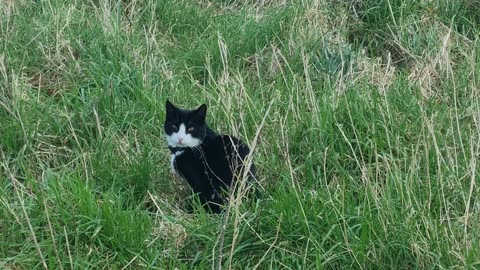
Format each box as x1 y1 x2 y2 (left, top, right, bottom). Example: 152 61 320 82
202 134 255 180
203 134 251 160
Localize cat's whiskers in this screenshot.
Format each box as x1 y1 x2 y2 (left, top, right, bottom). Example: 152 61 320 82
190 143 206 157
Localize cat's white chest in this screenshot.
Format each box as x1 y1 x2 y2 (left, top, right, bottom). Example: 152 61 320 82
170 151 184 174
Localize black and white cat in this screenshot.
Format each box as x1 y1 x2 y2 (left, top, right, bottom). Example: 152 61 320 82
164 100 256 213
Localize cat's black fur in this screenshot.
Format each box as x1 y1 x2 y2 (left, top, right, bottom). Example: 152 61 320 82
164 100 256 213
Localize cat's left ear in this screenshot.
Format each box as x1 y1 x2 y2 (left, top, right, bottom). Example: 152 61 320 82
194 104 207 122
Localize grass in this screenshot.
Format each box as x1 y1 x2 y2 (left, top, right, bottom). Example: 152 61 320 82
1 0 479 269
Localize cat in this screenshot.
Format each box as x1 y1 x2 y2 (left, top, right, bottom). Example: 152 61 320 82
164 100 256 213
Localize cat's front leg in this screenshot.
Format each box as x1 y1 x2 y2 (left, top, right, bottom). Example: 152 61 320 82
170 154 183 180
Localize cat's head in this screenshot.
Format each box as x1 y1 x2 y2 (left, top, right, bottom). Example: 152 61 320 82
164 100 207 148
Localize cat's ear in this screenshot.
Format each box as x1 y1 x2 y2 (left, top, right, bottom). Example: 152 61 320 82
166 100 176 112
193 104 207 122
165 100 177 120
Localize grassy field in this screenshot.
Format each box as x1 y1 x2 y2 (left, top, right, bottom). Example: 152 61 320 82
1 0 479 269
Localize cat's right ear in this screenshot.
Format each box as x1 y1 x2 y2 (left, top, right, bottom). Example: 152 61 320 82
165 100 176 120
166 100 175 112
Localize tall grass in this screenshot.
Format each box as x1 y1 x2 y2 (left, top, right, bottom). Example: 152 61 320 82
1 0 479 269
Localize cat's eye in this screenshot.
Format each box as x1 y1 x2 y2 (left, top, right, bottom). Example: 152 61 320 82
171 125 178 130
187 127 195 132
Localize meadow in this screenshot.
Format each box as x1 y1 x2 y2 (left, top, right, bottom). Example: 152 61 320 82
1 0 479 269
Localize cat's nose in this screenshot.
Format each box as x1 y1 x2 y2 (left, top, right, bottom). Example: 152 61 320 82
178 138 184 144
